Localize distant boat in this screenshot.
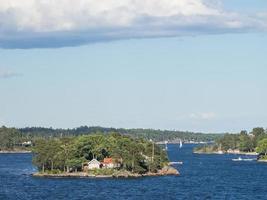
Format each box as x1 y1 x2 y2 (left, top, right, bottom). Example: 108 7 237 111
169 161 183 165
179 140 183 148
165 141 168 151
232 157 255 162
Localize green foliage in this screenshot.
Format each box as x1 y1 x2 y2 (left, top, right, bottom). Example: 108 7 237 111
197 128 267 153
219 129 266 152
18 126 222 142
217 134 240 151
66 158 83 172
239 133 254 152
256 138 267 155
252 127 265 138
0 126 23 150
252 127 267 144
91 168 115 175
48 169 62 174
194 144 219 153
261 155 267 160
1 126 223 152
32 139 63 172
32 133 169 174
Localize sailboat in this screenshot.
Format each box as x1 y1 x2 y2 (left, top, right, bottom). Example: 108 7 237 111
169 140 183 165
179 140 183 148
165 141 168 151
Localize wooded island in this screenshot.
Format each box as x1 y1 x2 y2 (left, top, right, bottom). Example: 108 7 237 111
32 133 178 177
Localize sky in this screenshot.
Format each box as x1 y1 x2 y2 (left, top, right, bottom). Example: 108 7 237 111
0 0 267 133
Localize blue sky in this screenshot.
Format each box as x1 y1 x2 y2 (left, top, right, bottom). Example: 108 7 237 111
0 0 267 133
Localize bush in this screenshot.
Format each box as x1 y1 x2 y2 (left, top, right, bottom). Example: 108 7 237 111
259 155 267 160
91 168 115 175
46 169 62 174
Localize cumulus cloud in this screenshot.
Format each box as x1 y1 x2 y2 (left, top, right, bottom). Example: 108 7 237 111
0 0 266 48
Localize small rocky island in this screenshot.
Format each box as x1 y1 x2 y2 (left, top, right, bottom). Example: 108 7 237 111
32 133 179 178
33 165 179 178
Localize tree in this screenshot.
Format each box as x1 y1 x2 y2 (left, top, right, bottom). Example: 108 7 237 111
0 127 22 150
218 134 239 151
32 139 50 173
240 130 247 136
239 133 254 152
66 158 84 172
252 127 265 137
256 138 267 156
252 127 266 144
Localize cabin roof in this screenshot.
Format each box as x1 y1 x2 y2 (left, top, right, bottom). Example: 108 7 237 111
103 158 113 164
88 159 100 165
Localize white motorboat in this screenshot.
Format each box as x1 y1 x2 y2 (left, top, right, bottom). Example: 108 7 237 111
232 157 255 161
169 161 183 165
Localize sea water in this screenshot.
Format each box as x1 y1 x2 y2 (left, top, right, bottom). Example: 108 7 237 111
0 144 267 200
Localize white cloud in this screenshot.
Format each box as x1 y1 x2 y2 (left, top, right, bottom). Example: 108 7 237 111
0 0 220 31
189 112 216 120
0 0 266 48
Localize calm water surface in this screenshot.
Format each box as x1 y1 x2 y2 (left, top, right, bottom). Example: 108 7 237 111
1 144 267 200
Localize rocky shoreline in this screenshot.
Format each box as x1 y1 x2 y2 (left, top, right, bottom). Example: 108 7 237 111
0 150 31 154
257 159 267 163
33 166 179 178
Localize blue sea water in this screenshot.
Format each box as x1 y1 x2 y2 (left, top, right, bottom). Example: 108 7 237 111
0 144 267 200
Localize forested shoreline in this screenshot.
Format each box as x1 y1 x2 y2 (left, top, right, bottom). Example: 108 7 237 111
194 127 267 161
0 125 222 152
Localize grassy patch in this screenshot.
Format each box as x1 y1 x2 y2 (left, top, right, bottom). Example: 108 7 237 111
90 168 116 175
259 155 267 160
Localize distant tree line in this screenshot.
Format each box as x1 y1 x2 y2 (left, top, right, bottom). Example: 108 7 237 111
0 125 223 151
